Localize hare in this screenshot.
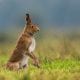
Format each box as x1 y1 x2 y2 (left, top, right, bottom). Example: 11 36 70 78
6 13 40 70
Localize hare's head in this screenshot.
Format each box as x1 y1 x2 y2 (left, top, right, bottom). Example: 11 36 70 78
25 14 40 34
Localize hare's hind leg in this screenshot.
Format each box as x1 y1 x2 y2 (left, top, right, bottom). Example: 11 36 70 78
19 56 29 69
22 64 28 68
6 62 19 70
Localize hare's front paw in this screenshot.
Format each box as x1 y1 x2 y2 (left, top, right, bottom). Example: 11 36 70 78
33 59 40 68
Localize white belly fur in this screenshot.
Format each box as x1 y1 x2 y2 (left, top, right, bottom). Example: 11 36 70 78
29 37 36 53
20 37 36 68
20 55 29 68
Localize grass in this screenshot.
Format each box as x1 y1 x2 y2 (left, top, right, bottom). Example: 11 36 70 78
0 29 80 80
0 54 80 80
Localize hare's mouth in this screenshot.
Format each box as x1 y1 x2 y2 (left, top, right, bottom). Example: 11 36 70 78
37 29 40 31
37 28 40 32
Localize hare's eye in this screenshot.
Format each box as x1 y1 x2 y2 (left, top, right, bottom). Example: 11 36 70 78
32 26 34 28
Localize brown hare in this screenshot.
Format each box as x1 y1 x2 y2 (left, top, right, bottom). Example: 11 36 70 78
6 13 40 70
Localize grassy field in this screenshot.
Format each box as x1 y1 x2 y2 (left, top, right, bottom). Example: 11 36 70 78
0 29 80 80
0 57 80 80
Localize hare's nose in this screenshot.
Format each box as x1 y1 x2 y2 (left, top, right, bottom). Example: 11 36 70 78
37 27 40 31
37 28 40 31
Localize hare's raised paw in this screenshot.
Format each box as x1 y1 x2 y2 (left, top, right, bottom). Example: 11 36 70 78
33 63 40 68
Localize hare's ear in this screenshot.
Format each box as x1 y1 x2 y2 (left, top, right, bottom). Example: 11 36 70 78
26 13 31 25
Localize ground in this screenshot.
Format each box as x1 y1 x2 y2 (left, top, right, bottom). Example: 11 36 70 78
0 29 80 80
0 55 80 80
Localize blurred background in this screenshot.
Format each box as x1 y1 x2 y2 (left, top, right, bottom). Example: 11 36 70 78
0 0 80 60
0 1 80 80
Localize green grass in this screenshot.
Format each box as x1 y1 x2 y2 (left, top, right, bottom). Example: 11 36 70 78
0 55 80 80
0 30 80 80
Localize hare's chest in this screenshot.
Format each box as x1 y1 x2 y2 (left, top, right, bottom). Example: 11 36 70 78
29 37 36 53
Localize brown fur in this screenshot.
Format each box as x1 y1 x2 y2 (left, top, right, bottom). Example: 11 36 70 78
6 14 40 70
